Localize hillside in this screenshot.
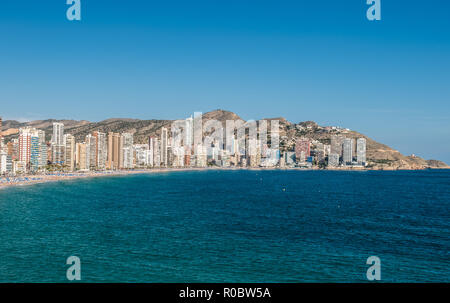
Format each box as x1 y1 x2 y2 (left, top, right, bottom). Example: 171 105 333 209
1 110 447 170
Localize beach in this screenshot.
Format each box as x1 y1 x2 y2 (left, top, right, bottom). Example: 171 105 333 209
0 169 174 189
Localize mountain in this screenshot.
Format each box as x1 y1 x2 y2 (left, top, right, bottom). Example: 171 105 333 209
1 110 448 170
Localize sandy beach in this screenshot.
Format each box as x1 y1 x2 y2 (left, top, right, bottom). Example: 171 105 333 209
0 169 180 190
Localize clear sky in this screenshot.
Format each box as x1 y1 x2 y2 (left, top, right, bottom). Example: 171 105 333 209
0 0 449 162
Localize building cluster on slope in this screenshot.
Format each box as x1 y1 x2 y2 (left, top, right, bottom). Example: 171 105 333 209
0 116 367 175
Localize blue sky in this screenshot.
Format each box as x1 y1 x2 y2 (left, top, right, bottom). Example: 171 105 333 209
0 0 449 162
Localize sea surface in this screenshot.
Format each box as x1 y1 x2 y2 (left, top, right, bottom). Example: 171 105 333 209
0 170 449 282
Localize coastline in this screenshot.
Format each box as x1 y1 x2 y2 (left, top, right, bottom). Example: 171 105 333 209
1 166 449 190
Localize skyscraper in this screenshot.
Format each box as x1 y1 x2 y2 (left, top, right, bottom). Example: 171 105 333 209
30 133 40 172
153 138 161 168
330 135 344 158
51 122 65 165
343 138 354 165
107 132 120 170
120 133 134 169
64 134 76 171
86 134 97 170
357 138 367 166
18 128 33 169
148 136 157 167
93 131 107 170
51 122 64 146
30 130 46 172
185 116 194 148
161 127 168 167
38 131 48 169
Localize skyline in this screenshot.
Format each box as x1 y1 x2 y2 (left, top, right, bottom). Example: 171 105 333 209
1 0 449 163
1 114 371 173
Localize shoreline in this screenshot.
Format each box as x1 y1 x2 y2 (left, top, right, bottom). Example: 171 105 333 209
1 166 449 190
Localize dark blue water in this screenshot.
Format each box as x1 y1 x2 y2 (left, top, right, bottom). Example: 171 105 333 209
0 170 449 282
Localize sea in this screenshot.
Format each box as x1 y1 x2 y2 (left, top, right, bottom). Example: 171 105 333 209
0 169 449 282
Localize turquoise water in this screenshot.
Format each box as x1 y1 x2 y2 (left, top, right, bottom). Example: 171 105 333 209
0 170 449 282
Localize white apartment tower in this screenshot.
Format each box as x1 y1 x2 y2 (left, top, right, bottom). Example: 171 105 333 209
343 138 354 165
357 138 367 166
161 127 168 167
52 122 64 146
51 122 65 165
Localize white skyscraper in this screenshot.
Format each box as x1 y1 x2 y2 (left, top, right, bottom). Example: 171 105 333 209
185 116 194 148
52 122 64 146
357 138 367 166
93 131 107 170
161 127 168 167
119 133 133 169
343 138 354 165
51 122 65 165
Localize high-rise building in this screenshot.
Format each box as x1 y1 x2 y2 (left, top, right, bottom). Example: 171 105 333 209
18 128 33 170
93 131 107 170
38 130 47 169
86 134 97 170
193 112 203 152
161 127 168 167
153 138 161 168
343 138 354 165
148 136 158 167
357 138 367 166
330 135 344 158
185 116 194 148
64 134 76 171
30 130 43 172
295 138 310 163
51 122 65 166
107 132 120 170
30 133 39 172
120 133 133 169
51 122 64 146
